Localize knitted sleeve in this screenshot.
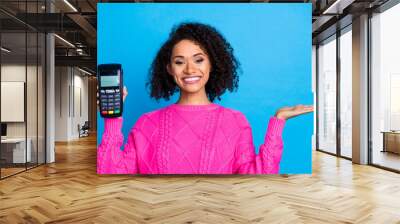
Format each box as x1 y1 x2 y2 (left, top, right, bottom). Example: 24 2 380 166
234 116 285 174
97 117 138 174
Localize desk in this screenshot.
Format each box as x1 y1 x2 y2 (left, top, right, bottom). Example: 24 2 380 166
1 138 31 163
381 131 400 154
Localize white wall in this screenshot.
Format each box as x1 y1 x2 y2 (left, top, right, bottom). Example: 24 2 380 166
1 65 26 139
55 66 70 141
54 67 89 141
1 65 41 137
1 63 46 164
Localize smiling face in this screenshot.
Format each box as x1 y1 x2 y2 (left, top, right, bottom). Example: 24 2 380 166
167 39 211 97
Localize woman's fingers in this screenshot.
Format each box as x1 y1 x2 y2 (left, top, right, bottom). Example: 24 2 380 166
300 105 313 110
293 105 314 116
96 86 99 111
123 86 128 102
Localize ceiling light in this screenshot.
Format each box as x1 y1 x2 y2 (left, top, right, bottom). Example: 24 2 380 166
322 0 354 15
54 34 75 48
63 0 78 12
78 67 92 76
1 47 11 53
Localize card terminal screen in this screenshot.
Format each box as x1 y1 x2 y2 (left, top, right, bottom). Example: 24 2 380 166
101 75 119 87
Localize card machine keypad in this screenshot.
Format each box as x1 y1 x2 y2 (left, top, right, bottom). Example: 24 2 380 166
100 89 121 115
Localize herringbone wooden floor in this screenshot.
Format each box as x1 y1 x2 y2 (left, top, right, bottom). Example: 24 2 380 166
0 134 399 224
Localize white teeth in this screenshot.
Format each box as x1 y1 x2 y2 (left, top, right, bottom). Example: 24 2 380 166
183 77 200 82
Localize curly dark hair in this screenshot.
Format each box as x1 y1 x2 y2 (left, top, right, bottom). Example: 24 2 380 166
147 22 240 102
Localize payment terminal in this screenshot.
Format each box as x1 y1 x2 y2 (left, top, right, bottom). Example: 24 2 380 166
97 64 123 118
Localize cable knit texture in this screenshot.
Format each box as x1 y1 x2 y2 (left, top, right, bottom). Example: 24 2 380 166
97 103 285 174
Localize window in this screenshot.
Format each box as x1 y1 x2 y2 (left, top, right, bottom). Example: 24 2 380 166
370 2 400 171
339 27 352 158
317 35 337 154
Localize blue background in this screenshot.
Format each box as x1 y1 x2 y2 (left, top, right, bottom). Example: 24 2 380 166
97 3 313 174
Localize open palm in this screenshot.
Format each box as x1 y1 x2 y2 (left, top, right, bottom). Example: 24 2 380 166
275 105 314 120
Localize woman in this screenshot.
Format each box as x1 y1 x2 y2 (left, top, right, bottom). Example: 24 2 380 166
97 22 313 174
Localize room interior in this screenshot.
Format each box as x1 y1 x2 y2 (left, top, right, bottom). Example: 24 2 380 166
0 0 399 222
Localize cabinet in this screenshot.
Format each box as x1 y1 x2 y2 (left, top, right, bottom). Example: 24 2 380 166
382 131 400 154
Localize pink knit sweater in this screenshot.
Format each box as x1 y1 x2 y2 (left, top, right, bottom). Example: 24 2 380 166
97 103 285 174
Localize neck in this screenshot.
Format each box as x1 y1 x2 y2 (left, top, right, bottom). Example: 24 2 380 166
177 90 211 105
